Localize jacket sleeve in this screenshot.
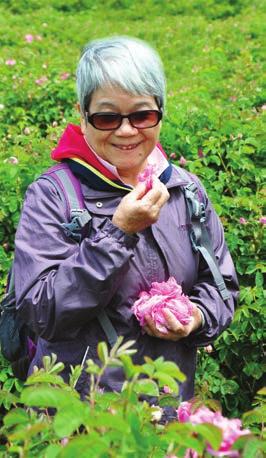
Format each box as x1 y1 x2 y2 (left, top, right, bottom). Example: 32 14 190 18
186 176 239 347
14 178 138 342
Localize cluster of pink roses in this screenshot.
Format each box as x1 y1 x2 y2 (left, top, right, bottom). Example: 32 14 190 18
132 277 194 333
177 402 250 457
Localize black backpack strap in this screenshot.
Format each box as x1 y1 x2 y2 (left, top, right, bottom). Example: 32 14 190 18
177 167 230 302
40 165 118 347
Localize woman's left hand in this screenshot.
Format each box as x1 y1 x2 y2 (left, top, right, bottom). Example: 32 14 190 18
143 305 203 341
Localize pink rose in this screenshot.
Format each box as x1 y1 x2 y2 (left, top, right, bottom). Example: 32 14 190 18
137 164 156 192
177 402 250 457
4 156 19 164
25 34 34 43
179 156 187 166
239 217 247 225
60 72 70 80
259 217 266 225
198 148 204 158
5 59 16 66
35 76 48 86
132 277 194 333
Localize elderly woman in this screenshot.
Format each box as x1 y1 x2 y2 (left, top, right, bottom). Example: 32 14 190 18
14 36 238 402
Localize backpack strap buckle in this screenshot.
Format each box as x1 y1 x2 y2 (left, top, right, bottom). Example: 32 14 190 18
184 183 206 222
61 209 92 242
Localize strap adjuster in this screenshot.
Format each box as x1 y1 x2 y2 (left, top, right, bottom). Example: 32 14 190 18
61 209 92 242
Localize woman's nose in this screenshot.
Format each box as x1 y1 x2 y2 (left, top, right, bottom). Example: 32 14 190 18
115 117 139 136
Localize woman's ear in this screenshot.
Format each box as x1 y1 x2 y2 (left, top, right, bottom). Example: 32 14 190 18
77 102 87 134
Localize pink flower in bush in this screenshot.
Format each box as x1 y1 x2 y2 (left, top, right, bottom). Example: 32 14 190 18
177 402 250 457
61 437 69 446
179 156 187 166
60 71 70 80
132 277 194 333
198 148 204 158
4 156 19 164
5 59 16 66
137 164 156 192
239 217 247 225
259 217 266 225
25 34 34 43
35 76 48 86
163 385 172 394
177 401 192 422
169 152 177 160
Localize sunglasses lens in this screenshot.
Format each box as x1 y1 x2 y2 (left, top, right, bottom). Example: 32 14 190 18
92 113 121 130
130 110 161 128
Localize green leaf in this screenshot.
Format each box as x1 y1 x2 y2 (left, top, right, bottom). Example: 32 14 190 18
159 394 179 407
240 437 262 458
25 372 66 386
97 341 108 364
21 386 79 409
155 361 186 382
153 372 179 394
43 444 62 458
255 271 264 288
3 408 29 427
116 339 137 356
133 379 159 397
257 387 266 396
8 422 49 441
54 403 88 438
56 433 108 458
194 423 222 451
85 412 128 432
0 390 19 406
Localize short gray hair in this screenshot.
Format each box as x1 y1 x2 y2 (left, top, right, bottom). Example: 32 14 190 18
76 36 166 117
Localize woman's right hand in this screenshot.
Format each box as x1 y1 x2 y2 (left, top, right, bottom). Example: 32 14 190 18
112 176 170 234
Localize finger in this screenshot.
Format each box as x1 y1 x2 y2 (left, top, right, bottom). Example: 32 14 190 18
154 188 170 210
163 309 184 333
131 181 147 200
147 179 169 207
144 315 179 340
141 187 162 206
144 315 160 335
144 324 181 341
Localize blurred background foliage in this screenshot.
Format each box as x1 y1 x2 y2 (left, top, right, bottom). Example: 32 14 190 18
0 0 265 418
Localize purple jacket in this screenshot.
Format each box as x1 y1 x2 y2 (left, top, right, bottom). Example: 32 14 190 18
14 165 238 400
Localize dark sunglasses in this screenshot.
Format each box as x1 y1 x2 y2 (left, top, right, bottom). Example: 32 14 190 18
85 109 162 131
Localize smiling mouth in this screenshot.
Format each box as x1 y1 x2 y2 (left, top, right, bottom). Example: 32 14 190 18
113 142 141 151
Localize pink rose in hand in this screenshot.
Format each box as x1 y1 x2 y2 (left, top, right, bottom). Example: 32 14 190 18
132 277 194 333
177 402 250 457
137 164 156 193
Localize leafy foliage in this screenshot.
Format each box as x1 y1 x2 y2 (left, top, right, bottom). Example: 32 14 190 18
1 339 264 458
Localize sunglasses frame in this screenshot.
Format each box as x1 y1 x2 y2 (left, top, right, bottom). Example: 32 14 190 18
85 109 163 131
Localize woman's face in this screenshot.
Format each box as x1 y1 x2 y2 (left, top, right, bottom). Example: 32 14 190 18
80 86 161 184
